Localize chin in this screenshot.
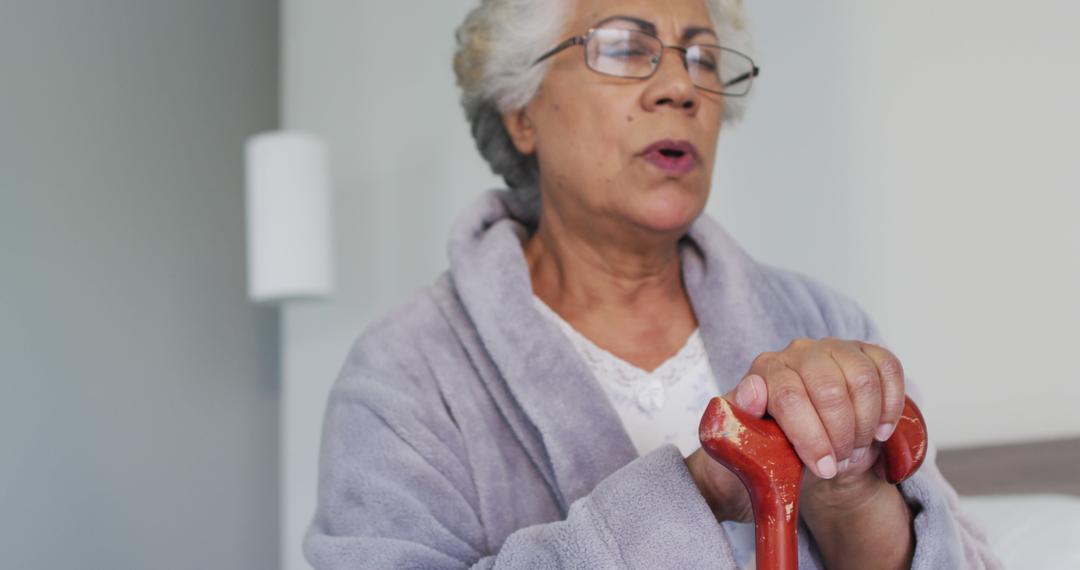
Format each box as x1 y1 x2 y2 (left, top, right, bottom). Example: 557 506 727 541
628 184 707 235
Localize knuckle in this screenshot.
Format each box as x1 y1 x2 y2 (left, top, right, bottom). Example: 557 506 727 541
788 337 813 350
771 385 806 415
812 373 851 410
752 351 776 369
849 368 881 397
812 380 849 410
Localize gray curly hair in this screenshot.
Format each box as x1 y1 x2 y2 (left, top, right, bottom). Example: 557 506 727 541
453 0 753 220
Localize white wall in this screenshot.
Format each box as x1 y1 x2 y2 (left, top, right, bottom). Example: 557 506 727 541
281 1 1080 568
714 2 1080 446
836 2 1080 447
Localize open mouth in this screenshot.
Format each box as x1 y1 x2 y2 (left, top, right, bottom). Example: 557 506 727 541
642 140 700 175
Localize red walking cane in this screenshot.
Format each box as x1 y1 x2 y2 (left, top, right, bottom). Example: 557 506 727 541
699 395 928 570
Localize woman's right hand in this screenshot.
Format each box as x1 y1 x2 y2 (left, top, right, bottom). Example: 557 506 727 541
684 374 769 523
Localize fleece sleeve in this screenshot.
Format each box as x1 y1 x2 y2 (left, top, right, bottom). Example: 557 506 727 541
817 280 1004 569
302 370 741 569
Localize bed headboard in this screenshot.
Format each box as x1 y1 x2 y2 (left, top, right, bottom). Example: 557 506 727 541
937 437 1080 496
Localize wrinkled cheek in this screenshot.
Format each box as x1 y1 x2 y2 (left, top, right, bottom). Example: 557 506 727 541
568 121 620 176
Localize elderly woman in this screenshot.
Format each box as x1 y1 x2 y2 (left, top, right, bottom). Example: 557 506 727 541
304 0 999 568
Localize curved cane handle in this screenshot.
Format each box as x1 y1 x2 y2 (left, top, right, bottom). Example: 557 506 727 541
699 395 928 570
879 398 929 485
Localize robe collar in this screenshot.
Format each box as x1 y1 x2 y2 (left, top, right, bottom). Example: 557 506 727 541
448 190 803 508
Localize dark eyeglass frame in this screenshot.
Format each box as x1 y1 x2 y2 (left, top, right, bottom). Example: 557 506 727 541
532 26 761 97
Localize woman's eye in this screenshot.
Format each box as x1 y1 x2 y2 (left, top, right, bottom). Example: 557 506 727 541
600 43 650 58
692 56 718 72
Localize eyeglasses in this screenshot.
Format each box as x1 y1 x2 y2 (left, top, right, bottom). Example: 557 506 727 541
533 26 760 96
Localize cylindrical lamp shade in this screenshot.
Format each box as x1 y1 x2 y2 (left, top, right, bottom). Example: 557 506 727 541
244 131 333 303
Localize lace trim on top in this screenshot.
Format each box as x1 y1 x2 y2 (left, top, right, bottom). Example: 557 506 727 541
532 295 707 414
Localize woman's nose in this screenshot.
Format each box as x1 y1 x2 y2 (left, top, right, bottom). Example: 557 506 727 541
641 48 700 114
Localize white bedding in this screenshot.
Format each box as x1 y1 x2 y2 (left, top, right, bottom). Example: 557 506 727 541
958 494 1080 569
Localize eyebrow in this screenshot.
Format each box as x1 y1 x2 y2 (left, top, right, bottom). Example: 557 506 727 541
682 26 718 43
594 15 719 44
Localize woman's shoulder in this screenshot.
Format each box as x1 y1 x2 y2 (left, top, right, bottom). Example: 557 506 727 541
690 215 880 343
754 261 880 344
330 272 464 400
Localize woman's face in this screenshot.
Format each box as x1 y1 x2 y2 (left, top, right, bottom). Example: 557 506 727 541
508 0 724 239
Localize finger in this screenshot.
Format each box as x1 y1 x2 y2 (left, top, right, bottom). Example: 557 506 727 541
828 342 883 461
723 374 768 418
792 347 856 463
858 343 906 441
839 440 881 477
762 361 839 479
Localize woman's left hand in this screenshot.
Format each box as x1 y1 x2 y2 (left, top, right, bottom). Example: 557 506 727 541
729 337 907 509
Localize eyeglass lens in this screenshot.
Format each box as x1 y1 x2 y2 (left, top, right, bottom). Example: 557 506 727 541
584 28 754 96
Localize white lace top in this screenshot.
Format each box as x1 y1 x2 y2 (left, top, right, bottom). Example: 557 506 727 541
532 295 714 456
533 296 757 568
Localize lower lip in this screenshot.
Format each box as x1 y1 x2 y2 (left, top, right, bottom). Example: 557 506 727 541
643 150 698 175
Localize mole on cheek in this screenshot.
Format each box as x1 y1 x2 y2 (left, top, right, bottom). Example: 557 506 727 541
626 115 634 123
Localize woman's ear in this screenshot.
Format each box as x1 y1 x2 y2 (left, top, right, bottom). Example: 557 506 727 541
501 108 537 155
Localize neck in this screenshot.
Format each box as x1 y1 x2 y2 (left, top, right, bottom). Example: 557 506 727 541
523 198 698 371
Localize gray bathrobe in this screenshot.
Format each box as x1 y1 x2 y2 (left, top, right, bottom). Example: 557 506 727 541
303 190 1000 569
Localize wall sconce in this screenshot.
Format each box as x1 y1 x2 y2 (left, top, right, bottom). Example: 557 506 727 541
244 131 333 304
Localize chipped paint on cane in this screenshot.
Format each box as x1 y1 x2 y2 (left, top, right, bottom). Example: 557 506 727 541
700 398 748 446
904 413 928 463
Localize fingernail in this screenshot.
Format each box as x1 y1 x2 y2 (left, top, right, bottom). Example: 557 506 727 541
851 447 868 464
735 377 756 409
817 455 838 479
875 423 895 442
